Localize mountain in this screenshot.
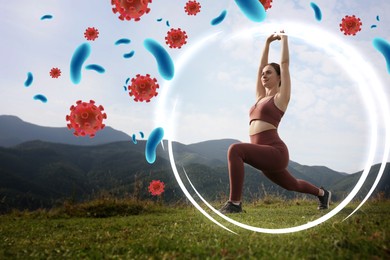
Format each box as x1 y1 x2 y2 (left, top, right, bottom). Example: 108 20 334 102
0 138 388 213
0 115 131 147
0 115 388 212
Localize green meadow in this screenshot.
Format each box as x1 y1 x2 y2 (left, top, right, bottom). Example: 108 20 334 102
0 197 389 259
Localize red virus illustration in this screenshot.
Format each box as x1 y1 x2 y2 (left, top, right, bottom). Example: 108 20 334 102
339 15 362 36
184 0 201 16
128 74 159 102
66 100 107 138
259 0 272 11
84 27 99 41
111 0 151 21
49 67 61 78
165 28 188 49
148 180 165 196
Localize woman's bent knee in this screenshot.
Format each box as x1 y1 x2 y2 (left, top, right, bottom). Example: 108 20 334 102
228 143 243 160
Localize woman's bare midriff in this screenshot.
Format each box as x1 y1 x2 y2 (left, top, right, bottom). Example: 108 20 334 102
249 120 276 135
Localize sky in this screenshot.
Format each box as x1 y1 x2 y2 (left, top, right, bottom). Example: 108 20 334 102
0 0 389 174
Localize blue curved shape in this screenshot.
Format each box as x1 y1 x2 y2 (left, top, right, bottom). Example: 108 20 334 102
139 131 144 138
143 38 174 80
145 127 164 164
373 37 390 74
123 50 135 59
234 0 266 22
166 20 170 27
85 64 105 73
40 14 53 20
33 94 47 103
132 134 137 144
310 2 322 21
115 38 131 45
70 43 91 84
24 72 33 87
211 10 227 26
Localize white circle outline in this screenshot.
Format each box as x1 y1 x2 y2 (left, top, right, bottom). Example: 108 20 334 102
156 21 389 234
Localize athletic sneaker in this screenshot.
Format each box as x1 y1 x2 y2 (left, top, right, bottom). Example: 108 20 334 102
219 201 242 214
317 187 331 210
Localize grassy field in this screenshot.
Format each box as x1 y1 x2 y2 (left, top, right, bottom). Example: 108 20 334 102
0 197 389 259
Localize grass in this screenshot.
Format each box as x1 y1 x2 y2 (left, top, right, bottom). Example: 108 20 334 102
0 197 389 259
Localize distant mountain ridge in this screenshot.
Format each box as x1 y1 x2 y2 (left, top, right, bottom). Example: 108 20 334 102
0 115 388 212
0 115 131 147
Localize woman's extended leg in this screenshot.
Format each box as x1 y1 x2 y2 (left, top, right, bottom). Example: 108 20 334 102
261 170 319 195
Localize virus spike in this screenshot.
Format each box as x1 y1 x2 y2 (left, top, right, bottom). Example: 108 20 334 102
84 27 99 41
49 67 61 78
165 28 188 49
111 0 152 22
128 74 159 102
66 100 107 138
184 0 201 16
259 0 272 11
339 15 362 36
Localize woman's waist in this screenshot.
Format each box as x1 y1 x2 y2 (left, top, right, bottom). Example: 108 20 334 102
249 120 277 136
249 128 285 146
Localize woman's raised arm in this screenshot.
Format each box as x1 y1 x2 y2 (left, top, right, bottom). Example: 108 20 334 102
256 34 281 100
277 33 291 108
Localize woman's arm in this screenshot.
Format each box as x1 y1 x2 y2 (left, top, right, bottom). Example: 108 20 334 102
277 33 291 109
256 34 280 100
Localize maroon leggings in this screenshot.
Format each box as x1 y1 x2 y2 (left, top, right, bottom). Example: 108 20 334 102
228 129 319 201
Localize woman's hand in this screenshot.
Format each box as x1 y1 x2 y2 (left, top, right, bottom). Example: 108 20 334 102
267 30 287 43
266 33 281 44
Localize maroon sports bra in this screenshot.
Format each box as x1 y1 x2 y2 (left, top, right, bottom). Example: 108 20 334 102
249 96 284 128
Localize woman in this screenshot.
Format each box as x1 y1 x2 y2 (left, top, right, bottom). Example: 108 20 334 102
219 31 331 214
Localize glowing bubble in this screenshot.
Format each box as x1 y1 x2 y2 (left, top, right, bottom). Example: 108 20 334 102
33 94 47 103
145 127 164 164
115 38 131 45
40 14 53 20
70 43 91 84
85 64 105 73
123 50 135 59
166 20 170 27
157 18 163 22
211 10 227 26
376 15 380 21
310 2 322 21
371 25 377 29
373 37 390 74
24 72 33 87
132 134 137 144
139 131 144 138
234 0 266 22
143 38 174 80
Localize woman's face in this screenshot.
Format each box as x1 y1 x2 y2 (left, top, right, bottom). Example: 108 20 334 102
261 65 280 89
